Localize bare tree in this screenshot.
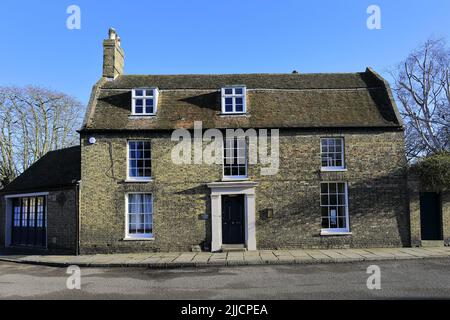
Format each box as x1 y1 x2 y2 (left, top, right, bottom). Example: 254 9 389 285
391 38 450 161
0 86 84 187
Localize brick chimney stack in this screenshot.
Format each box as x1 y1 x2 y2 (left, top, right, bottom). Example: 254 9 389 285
102 28 124 79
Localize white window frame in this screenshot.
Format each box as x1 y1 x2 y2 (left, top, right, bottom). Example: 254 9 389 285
221 86 246 114
320 182 350 235
126 140 152 182
320 137 346 171
125 193 154 240
131 88 158 116
223 137 248 180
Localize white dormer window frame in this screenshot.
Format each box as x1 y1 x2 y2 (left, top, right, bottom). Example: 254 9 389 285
221 86 246 114
132 88 159 116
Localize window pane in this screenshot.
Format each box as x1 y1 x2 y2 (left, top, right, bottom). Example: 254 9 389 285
225 88 233 95
135 99 143 106
321 138 345 168
338 217 346 229
322 217 330 229
135 90 143 96
223 137 247 177
128 141 151 178
145 89 153 96
329 183 337 193
145 106 154 114
128 194 153 236
22 199 28 227
329 194 337 205
320 182 349 231
330 208 338 228
235 88 243 94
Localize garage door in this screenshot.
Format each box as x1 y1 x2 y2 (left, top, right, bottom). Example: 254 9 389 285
11 196 46 247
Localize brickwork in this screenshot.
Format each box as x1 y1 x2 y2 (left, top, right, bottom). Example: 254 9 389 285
79 129 409 253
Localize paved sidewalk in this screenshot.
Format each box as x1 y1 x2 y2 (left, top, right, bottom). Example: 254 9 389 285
1 247 449 268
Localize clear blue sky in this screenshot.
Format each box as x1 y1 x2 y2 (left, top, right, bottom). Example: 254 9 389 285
0 0 449 105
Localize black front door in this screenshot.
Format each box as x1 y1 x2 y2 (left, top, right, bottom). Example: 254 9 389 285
420 192 442 240
222 195 245 244
11 196 46 247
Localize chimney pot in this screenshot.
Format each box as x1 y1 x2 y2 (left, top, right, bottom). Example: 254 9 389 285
108 27 117 40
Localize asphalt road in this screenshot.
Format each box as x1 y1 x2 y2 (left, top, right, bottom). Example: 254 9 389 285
1 258 450 299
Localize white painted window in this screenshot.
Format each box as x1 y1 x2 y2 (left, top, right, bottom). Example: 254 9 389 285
223 137 247 179
126 193 153 239
132 88 158 115
221 86 246 114
127 141 151 181
321 137 345 170
320 182 349 233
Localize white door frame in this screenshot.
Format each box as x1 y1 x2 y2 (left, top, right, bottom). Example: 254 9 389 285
207 181 258 252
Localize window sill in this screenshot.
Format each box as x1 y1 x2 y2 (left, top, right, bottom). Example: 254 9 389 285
219 112 247 116
128 115 156 119
320 231 352 236
125 179 153 183
320 168 347 172
222 177 249 182
123 237 155 241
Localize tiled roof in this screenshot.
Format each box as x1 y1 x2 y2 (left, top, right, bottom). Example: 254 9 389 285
82 68 403 131
1 146 81 194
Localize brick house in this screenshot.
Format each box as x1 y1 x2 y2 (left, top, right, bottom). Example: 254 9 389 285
1 29 416 254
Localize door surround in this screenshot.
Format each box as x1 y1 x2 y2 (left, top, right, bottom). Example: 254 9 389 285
207 181 257 252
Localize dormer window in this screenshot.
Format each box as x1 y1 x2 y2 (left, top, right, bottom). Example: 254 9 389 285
132 88 158 115
221 86 246 114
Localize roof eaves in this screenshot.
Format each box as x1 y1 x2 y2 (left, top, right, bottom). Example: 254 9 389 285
80 77 108 131
365 67 404 127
